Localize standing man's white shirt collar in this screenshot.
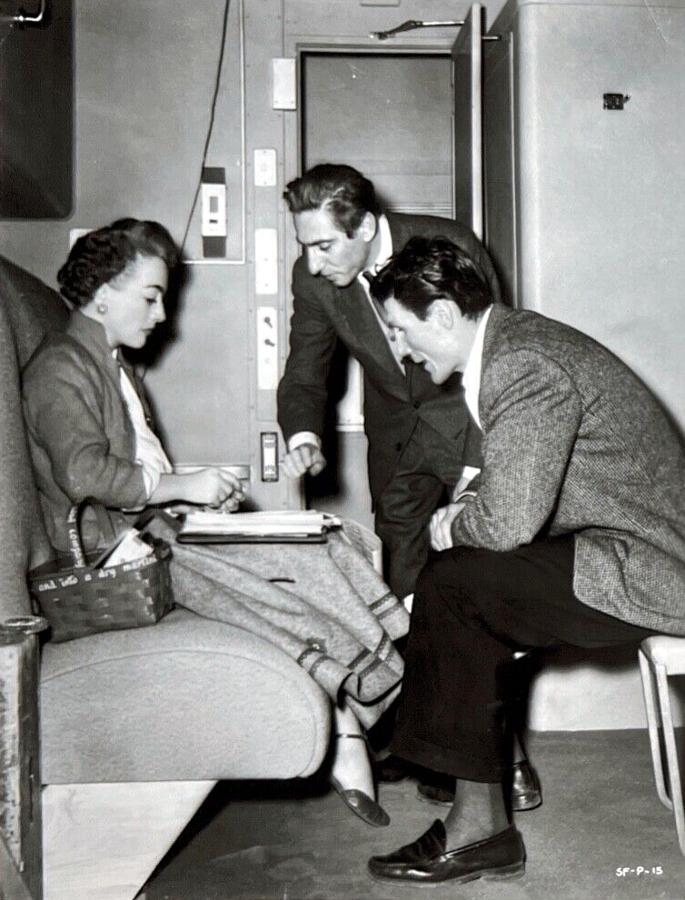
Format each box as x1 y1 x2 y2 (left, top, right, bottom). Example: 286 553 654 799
358 215 406 371
358 213 393 279
461 305 493 431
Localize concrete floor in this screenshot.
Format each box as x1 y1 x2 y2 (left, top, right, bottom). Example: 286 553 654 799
144 730 685 900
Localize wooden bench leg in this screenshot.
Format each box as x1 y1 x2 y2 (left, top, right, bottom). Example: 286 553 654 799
0 621 45 900
42 780 216 900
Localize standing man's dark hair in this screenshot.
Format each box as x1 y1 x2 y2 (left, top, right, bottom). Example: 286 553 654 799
284 164 382 238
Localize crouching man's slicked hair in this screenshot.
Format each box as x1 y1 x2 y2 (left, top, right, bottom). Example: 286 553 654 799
370 235 493 321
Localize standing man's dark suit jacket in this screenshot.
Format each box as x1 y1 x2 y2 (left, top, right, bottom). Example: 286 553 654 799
277 212 500 596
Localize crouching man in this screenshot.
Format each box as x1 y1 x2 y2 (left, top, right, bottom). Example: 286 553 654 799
366 236 685 884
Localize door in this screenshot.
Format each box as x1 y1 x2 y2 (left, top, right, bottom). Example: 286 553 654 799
452 4 484 240
299 51 454 527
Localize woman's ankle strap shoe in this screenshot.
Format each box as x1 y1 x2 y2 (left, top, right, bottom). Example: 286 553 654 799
330 775 390 827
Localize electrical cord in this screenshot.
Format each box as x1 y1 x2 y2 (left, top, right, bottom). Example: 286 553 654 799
180 0 231 257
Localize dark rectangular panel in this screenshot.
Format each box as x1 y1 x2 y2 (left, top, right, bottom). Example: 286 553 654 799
0 0 73 218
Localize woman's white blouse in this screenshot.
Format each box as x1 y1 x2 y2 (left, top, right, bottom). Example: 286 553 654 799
115 353 172 497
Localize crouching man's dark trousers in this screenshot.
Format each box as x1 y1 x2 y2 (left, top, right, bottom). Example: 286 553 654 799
390 535 653 782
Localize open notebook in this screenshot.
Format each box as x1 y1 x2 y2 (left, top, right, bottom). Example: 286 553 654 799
177 510 343 544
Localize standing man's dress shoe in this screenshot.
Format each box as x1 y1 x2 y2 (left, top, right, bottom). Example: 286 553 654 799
368 819 526 884
508 759 542 811
417 760 542 811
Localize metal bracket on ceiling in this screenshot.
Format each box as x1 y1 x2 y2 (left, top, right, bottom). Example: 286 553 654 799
370 19 464 40
370 18 502 42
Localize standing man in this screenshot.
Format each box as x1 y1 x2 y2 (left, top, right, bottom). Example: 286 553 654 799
365 235 685 884
278 163 498 602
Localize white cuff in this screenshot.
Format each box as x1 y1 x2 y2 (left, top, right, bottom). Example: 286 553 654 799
288 432 321 453
453 466 481 500
402 593 414 614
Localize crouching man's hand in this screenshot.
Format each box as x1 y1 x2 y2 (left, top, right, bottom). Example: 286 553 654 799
429 501 471 552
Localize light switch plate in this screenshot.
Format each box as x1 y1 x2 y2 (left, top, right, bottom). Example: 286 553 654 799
254 149 277 187
272 58 297 110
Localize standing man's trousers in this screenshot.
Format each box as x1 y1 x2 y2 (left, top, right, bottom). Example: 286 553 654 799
391 535 654 782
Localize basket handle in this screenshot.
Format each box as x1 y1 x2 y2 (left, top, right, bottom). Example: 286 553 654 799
133 507 182 536
65 499 118 569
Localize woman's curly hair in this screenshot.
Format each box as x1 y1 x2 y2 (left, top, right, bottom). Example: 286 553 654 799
57 218 180 307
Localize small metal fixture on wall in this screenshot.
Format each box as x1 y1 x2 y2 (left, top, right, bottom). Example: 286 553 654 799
603 92 630 110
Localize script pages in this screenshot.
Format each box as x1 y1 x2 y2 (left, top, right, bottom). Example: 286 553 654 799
177 510 343 543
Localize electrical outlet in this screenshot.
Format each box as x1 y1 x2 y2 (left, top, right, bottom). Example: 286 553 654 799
257 306 278 390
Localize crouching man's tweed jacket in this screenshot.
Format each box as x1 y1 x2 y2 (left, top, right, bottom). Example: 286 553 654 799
451 303 685 635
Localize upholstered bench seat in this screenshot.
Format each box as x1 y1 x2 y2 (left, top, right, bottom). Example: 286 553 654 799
40 608 330 784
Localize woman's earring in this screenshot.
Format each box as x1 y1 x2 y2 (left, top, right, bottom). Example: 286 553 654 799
97 303 108 315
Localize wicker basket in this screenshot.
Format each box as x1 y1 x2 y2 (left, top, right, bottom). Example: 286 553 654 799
28 502 174 643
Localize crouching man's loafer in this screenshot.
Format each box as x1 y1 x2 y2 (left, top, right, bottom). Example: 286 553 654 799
367 819 525 884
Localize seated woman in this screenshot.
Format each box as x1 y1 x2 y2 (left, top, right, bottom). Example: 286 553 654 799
22 218 409 827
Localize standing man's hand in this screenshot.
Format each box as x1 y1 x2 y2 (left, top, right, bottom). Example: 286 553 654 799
429 502 468 551
282 443 327 478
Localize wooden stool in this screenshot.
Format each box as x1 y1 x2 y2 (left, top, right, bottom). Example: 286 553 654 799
638 636 685 856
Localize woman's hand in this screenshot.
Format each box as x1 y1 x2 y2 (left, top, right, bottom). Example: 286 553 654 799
151 468 246 508
182 467 245 508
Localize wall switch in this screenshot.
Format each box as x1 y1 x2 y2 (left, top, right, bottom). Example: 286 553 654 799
254 149 277 187
254 228 278 294
260 432 279 482
201 167 227 258
201 184 227 237
257 306 279 390
272 58 297 110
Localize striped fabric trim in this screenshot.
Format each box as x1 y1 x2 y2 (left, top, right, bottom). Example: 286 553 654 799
369 591 395 613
